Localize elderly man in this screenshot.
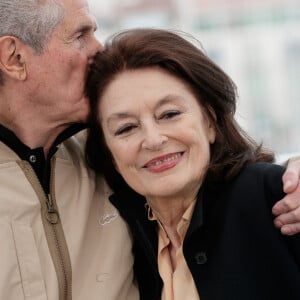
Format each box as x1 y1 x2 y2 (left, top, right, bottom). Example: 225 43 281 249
0 0 138 299
0 0 298 300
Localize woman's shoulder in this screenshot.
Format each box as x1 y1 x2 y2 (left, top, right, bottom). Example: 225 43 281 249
204 162 285 207
226 162 285 204
239 162 285 184
200 162 285 225
243 161 285 173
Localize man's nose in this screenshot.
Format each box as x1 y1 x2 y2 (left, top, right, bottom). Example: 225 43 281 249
95 38 104 52
88 39 104 64
92 37 104 55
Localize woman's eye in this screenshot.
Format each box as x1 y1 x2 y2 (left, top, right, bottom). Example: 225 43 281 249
115 124 137 136
160 110 181 120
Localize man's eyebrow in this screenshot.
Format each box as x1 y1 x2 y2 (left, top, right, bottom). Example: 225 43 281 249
77 24 96 33
75 19 98 34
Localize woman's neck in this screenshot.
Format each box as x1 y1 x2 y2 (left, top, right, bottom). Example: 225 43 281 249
148 194 197 270
148 197 191 228
147 189 198 228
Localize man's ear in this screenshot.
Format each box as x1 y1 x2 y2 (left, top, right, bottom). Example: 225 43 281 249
0 36 27 81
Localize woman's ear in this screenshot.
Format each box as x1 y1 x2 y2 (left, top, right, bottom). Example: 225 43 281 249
205 106 217 144
0 36 27 81
207 120 216 144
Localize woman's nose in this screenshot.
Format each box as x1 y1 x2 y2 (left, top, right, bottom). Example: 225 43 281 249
141 126 168 151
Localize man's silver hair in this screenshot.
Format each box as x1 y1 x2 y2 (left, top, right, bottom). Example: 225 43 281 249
0 0 64 84
0 0 64 53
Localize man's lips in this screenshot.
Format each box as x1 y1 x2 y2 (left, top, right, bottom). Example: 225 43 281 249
143 152 184 173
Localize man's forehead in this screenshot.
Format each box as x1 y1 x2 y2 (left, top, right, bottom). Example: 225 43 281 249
58 0 97 30
61 0 90 9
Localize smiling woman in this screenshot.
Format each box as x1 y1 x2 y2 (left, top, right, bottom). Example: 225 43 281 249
85 28 300 300
98 68 215 201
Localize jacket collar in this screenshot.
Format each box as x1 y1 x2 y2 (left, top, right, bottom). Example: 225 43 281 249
0 123 87 159
186 187 204 238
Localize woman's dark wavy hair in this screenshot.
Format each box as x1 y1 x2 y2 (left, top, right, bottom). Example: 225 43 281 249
85 28 274 191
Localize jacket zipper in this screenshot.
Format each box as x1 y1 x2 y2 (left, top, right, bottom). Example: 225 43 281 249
45 193 59 224
17 160 72 300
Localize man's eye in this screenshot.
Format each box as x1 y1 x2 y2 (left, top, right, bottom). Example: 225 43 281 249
76 31 88 40
160 110 181 119
115 124 137 136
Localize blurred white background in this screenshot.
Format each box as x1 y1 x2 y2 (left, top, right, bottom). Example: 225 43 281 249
87 0 300 161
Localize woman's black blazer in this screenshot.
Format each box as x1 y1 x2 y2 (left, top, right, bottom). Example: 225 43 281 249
110 162 300 300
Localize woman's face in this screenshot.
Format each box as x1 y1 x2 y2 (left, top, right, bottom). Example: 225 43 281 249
99 68 216 200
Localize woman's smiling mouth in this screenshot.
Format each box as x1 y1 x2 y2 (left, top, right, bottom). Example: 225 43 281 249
143 152 184 173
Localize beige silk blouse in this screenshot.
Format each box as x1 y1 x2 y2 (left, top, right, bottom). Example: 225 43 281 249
147 200 200 300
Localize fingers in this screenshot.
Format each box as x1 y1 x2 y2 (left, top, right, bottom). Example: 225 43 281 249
283 158 300 193
271 159 300 235
273 204 300 235
283 172 298 193
280 223 300 236
272 180 300 235
272 183 300 216
274 205 300 226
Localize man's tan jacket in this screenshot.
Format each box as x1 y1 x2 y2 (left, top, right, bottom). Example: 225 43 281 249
0 131 139 300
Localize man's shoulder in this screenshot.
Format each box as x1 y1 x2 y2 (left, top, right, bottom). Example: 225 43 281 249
0 141 19 162
72 129 88 145
56 129 87 159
